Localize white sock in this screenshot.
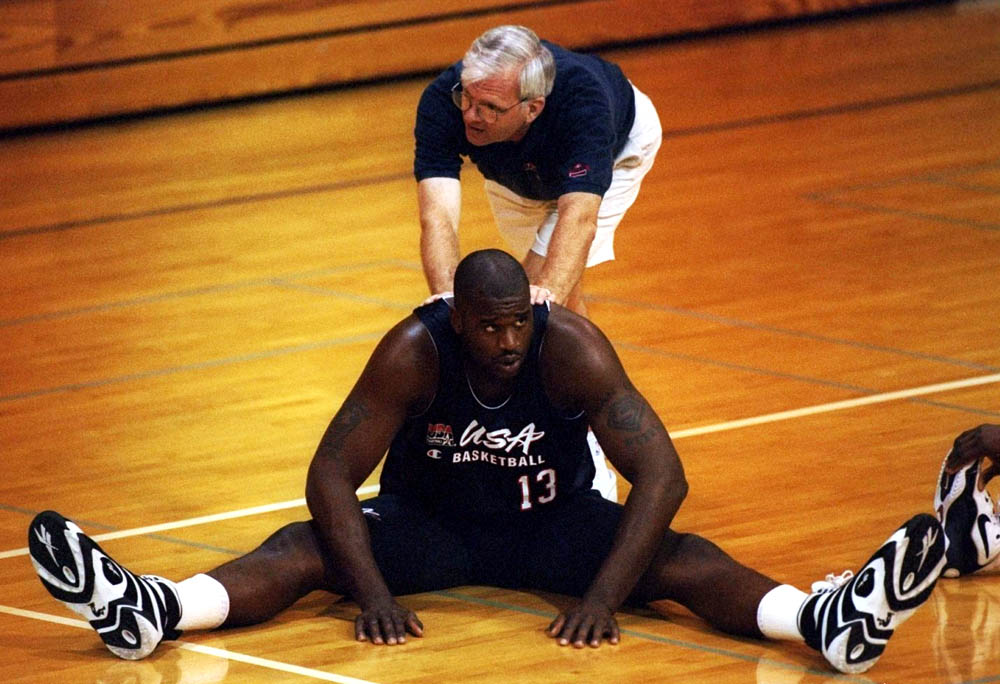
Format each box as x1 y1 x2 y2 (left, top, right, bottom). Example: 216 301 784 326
756 584 808 641
175 573 230 631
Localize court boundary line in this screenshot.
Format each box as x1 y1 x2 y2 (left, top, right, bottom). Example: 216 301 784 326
3 371 998 560
4 375 999 682
0 605 378 684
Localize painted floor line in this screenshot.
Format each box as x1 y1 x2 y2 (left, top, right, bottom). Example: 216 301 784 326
0 605 378 684
4 373 997 558
0 485 379 560
670 372 1000 438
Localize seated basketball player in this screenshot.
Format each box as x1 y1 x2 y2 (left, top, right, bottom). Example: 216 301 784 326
30 249 962 675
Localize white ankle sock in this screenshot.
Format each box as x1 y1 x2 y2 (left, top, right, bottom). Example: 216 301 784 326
175 573 230 631
757 584 808 641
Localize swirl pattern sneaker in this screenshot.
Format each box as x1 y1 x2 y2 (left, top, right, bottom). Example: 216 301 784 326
934 447 1000 577
798 513 945 674
29 510 181 660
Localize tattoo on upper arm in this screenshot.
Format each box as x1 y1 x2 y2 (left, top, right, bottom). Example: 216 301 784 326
605 391 645 432
625 426 659 449
320 398 370 459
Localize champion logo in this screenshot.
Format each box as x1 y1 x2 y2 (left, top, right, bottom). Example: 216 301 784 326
567 162 590 178
426 423 455 446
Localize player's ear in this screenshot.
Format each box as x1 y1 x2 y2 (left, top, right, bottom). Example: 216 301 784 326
450 307 463 334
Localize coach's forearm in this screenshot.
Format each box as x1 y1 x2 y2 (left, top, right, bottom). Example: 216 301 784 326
418 178 462 295
536 193 599 303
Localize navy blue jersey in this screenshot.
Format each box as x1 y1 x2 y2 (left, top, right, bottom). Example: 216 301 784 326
379 299 596 522
413 41 636 200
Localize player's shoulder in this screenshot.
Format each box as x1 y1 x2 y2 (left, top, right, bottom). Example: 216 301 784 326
540 304 622 410
542 304 615 369
370 311 439 384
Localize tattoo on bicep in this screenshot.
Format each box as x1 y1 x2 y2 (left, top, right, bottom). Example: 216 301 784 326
625 426 659 448
320 398 370 459
605 391 646 432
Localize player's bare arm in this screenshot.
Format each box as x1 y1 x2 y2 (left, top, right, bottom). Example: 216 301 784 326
418 177 463 297
541 307 687 647
305 316 437 645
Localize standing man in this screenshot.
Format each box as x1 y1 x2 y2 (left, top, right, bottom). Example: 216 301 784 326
414 25 662 500
414 25 662 318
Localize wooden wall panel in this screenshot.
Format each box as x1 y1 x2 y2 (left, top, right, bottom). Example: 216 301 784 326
0 0 942 132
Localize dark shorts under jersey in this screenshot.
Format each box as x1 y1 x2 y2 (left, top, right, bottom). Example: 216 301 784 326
337 491 624 598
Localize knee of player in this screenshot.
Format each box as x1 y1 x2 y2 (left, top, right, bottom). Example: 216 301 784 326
257 521 323 562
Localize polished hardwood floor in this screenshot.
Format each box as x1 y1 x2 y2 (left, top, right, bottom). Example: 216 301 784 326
2 1 999 682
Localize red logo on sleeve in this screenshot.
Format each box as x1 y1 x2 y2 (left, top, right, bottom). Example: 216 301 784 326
568 162 590 178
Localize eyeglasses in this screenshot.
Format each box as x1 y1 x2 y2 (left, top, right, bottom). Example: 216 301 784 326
451 82 526 124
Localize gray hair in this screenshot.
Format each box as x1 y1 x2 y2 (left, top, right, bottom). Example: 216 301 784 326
461 25 555 99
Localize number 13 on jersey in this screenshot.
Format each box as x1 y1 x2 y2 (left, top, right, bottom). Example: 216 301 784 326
518 468 557 510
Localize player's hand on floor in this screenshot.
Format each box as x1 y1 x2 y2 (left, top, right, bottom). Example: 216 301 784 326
355 599 423 645
946 424 1000 479
547 599 620 648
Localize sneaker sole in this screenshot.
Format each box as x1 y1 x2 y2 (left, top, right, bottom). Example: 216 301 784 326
812 513 944 674
28 510 175 660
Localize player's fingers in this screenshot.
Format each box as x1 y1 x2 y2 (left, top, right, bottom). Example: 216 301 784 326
945 445 976 474
607 617 621 645
557 614 582 646
980 457 1000 485
380 616 400 645
366 616 385 645
569 616 594 648
547 614 566 636
391 614 407 644
406 613 424 637
355 615 368 642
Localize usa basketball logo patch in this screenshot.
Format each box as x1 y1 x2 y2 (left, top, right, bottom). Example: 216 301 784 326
426 423 455 446
568 162 590 178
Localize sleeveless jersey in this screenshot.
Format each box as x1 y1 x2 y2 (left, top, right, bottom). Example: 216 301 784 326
379 299 596 523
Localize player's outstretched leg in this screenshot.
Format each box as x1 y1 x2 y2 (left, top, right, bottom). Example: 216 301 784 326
798 513 945 674
28 510 181 660
934 445 1000 577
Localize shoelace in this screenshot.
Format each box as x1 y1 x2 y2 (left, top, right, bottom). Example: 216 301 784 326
811 570 854 594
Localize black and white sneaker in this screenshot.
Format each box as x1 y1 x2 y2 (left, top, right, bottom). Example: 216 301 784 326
28 510 181 660
935 446 1000 577
798 513 945 674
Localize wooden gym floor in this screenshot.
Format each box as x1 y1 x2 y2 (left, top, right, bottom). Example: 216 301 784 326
1 1 999 682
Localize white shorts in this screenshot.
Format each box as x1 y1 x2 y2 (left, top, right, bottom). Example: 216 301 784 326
484 83 662 267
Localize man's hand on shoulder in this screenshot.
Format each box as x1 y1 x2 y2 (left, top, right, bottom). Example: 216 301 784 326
530 285 554 305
